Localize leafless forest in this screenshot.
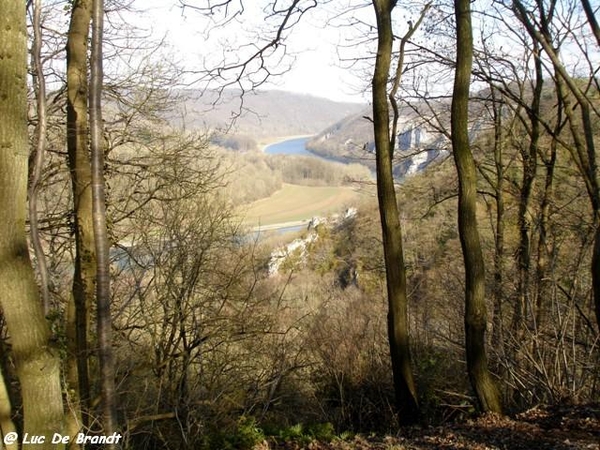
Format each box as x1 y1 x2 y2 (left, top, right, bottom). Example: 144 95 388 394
0 0 598 449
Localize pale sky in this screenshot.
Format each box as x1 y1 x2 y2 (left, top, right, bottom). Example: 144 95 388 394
135 1 374 103
115 1 598 106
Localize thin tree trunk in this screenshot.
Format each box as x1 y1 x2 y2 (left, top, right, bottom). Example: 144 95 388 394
0 0 65 445
451 0 502 414
371 0 419 425
28 0 51 315
66 0 94 436
90 0 118 441
513 47 542 338
534 90 562 331
490 88 506 357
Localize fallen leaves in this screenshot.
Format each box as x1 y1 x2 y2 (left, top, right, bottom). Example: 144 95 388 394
258 403 600 449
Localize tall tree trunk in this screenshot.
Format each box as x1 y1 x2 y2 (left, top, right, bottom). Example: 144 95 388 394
28 0 51 315
66 0 94 436
535 88 562 332
90 0 119 441
451 0 502 414
0 0 65 445
371 0 419 425
490 88 506 361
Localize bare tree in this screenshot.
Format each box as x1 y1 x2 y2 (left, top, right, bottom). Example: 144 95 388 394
371 0 420 425
451 0 502 414
511 0 600 332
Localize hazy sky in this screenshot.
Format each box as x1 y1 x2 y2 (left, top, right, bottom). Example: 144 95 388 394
137 1 373 103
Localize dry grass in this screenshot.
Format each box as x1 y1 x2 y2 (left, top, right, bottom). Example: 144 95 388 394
239 183 369 227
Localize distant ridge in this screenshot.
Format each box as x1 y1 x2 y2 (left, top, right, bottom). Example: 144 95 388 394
169 89 366 137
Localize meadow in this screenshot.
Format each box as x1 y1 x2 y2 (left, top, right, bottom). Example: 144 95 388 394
240 182 369 227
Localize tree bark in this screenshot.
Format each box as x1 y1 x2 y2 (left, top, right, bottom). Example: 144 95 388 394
90 0 119 441
451 0 502 414
371 0 420 425
66 0 94 437
0 0 65 445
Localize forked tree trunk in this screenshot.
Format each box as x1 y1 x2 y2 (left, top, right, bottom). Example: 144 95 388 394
371 0 420 425
0 0 65 445
451 0 503 414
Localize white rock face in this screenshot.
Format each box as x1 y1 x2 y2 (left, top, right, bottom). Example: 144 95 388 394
268 233 318 276
267 208 358 276
405 150 430 176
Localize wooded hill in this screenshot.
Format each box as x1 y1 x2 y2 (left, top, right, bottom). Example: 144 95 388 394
169 89 366 138
305 94 495 178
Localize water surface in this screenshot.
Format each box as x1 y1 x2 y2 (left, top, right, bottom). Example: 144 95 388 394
263 136 314 156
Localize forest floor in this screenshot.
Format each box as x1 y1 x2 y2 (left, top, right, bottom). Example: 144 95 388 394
259 404 600 449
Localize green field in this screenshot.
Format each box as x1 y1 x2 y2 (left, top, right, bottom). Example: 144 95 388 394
239 183 368 228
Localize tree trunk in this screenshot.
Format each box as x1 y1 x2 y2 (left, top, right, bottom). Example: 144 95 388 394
66 0 94 436
490 88 506 364
535 89 561 332
513 43 542 340
451 0 502 414
371 0 420 425
28 0 51 315
90 0 119 441
0 0 65 445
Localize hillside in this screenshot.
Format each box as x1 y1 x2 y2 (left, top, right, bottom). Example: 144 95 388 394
305 104 451 178
169 89 366 138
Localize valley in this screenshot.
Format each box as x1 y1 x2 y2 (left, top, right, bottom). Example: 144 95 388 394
227 132 373 231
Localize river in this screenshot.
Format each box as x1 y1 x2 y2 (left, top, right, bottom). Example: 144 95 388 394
263 136 316 156
264 136 375 178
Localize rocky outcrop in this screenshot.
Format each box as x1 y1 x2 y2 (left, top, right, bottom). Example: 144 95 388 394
268 208 358 276
267 232 318 276
306 108 451 178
